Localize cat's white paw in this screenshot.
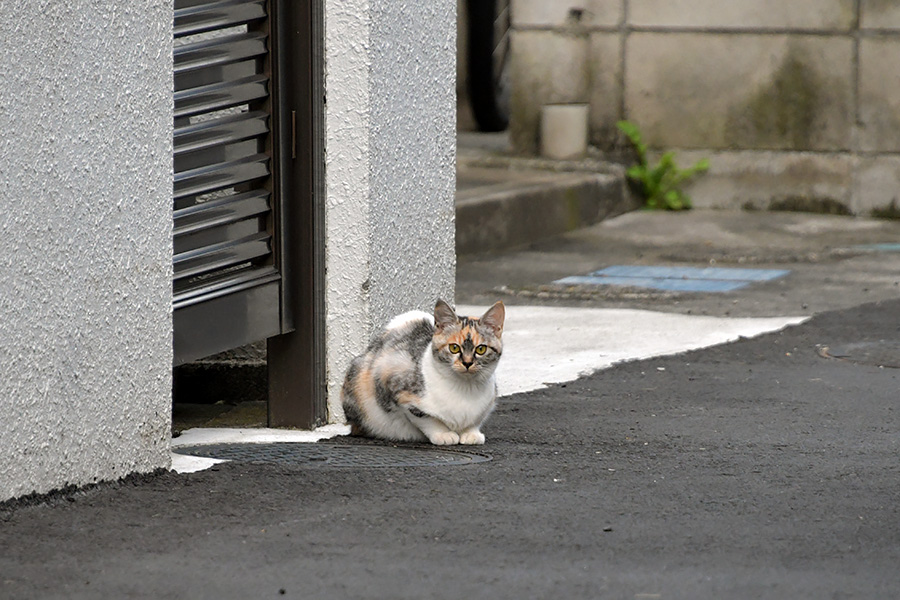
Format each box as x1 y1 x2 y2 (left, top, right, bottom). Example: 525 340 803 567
458 430 486 445
428 431 460 446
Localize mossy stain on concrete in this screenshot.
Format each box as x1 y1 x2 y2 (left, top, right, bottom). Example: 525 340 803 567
872 199 900 220
768 195 851 216
727 50 823 150
565 188 583 231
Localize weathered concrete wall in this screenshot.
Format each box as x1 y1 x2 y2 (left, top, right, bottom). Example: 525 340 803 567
510 0 900 215
0 1 174 501
325 0 456 420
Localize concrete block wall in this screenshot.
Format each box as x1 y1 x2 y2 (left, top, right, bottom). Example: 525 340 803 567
510 0 900 215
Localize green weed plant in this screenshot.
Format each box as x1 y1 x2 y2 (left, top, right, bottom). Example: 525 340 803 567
617 120 710 211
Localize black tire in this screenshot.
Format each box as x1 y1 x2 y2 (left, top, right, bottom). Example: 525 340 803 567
466 0 510 132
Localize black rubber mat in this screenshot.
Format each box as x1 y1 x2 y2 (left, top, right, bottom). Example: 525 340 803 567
173 442 492 468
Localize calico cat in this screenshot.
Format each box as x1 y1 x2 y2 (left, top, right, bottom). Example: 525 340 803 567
341 300 505 445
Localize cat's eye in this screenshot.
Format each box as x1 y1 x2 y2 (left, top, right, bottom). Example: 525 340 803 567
448 343 461 354
475 345 487 355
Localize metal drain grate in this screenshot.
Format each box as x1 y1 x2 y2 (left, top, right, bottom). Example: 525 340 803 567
173 442 492 468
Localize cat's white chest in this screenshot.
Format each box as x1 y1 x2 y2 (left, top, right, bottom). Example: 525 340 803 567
419 351 497 431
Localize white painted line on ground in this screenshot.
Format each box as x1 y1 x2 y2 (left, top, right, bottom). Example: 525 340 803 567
458 305 808 396
170 454 229 474
172 424 351 448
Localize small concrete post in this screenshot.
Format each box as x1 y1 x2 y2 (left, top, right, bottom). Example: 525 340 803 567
541 103 590 159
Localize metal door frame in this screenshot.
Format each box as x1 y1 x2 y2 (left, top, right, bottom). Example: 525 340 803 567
266 0 327 428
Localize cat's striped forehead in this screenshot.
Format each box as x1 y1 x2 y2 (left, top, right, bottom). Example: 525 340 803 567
435 316 499 348
449 322 485 345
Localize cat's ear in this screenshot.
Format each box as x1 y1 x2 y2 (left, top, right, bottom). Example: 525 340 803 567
480 301 505 337
434 299 458 330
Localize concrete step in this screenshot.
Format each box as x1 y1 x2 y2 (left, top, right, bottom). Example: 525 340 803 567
457 166 633 255
455 135 638 256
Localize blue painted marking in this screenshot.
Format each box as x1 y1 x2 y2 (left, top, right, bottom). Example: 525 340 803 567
556 275 749 292
554 265 790 293
594 265 790 282
853 243 900 252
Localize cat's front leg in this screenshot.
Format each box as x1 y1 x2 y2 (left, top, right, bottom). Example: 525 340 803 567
405 406 459 445
426 429 461 446
458 401 493 445
458 427 486 445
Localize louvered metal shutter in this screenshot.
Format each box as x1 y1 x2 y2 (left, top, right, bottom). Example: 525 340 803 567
172 0 283 365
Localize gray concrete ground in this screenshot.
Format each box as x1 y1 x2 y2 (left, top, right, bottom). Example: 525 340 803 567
458 209 900 318
3 135 900 598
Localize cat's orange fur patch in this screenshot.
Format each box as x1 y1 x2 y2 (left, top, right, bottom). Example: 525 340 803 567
352 366 376 403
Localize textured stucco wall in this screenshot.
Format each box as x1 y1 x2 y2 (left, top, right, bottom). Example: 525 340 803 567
325 0 457 420
368 0 457 327
0 1 174 501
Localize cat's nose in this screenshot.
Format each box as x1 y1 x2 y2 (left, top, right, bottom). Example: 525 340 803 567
462 359 474 369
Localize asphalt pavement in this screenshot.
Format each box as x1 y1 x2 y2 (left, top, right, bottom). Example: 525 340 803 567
2 296 898 599
3 161 900 597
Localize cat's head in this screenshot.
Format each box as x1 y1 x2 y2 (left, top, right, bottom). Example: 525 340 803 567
431 299 504 378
